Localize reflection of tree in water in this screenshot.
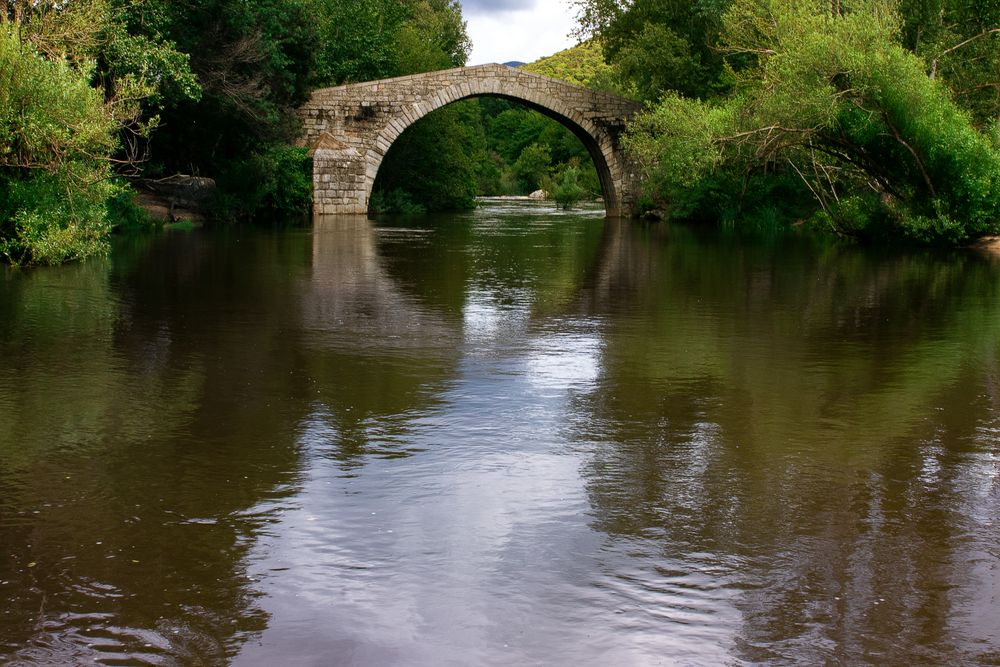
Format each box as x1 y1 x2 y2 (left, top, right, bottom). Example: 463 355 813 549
573 222 1000 664
0 232 323 663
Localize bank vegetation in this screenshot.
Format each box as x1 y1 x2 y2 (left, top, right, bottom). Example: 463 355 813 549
575 0 1000 243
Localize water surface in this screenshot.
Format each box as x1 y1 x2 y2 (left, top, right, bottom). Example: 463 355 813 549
1 200 999 665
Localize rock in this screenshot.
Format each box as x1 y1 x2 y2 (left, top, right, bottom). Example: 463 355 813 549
528 189 548 200
971 235 1000 257
138 175 216 222
135 192 206 224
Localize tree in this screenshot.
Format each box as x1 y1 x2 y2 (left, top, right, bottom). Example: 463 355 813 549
897 0 1000 127
552 166 587 209
521 40 614 89
0 0 190 264
623 0 1000 243
572 0 733 101
395 0 471 75
305 0 409 85
121 0 318 175
0 23 118 264
513 143 553 193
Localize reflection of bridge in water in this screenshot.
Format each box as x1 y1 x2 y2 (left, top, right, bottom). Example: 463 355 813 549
304 215 642 344
299 212 643 469
303 215 460 348
299 65 642 217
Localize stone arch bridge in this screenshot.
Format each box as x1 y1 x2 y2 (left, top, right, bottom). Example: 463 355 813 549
299 64 642 217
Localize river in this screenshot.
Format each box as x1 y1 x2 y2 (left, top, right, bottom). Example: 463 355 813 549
1 200 998 665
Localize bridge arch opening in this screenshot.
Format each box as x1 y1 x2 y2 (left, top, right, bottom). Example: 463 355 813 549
369 92 619 214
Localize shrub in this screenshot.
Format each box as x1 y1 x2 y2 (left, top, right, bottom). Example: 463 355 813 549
0 168 115 265
623 0 1000 244
215 145 313 223
552 166 586 209
0 24 120 264
369 189 427 215
107 186 158 233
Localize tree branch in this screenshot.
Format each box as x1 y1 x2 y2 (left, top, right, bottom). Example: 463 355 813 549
882 114 936 198
930 28 1000 79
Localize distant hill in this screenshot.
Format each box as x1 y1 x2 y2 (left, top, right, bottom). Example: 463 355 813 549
503 61 526 67
520 41 613 89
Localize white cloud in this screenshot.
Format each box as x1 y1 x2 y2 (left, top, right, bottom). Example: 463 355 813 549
461 0 536 14
462 0 579 65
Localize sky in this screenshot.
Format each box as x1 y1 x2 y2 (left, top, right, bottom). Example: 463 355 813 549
460 0 580 65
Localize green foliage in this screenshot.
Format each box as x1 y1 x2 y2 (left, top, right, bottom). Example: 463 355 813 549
573 0 732 101
470 97 602 198
622 0 1000 244
0 23 122 264
370 188 427 215
373 101 483 212
304 0 470 86
394 0 471 75
305 0 409 85
163 219 196 231
513 143 552 193
9 0 197 152
128 0 319 178
215 145 313 222
521 41 614 89
476 152 514 195
0 29 116 171
624 92 731 203
551 166 587 209
897 0 1000 127
106 187 158 233
0 168 116 265
610 23 706 100
100 30 202 109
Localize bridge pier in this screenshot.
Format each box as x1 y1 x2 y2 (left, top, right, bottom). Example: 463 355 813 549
308 133 369 215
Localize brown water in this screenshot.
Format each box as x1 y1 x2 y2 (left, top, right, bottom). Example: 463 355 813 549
1 200 999 666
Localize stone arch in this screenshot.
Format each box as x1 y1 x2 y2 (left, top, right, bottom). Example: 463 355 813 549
366 83 623 215
299 64 641 217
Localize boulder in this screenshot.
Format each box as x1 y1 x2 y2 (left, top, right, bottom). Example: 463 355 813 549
138 175 216 222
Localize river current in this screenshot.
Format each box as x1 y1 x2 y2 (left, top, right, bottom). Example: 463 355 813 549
1 200 999 665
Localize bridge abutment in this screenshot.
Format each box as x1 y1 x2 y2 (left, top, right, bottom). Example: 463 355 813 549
310 134 369 215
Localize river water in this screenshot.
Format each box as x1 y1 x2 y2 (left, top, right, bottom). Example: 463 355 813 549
1 200 998 665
